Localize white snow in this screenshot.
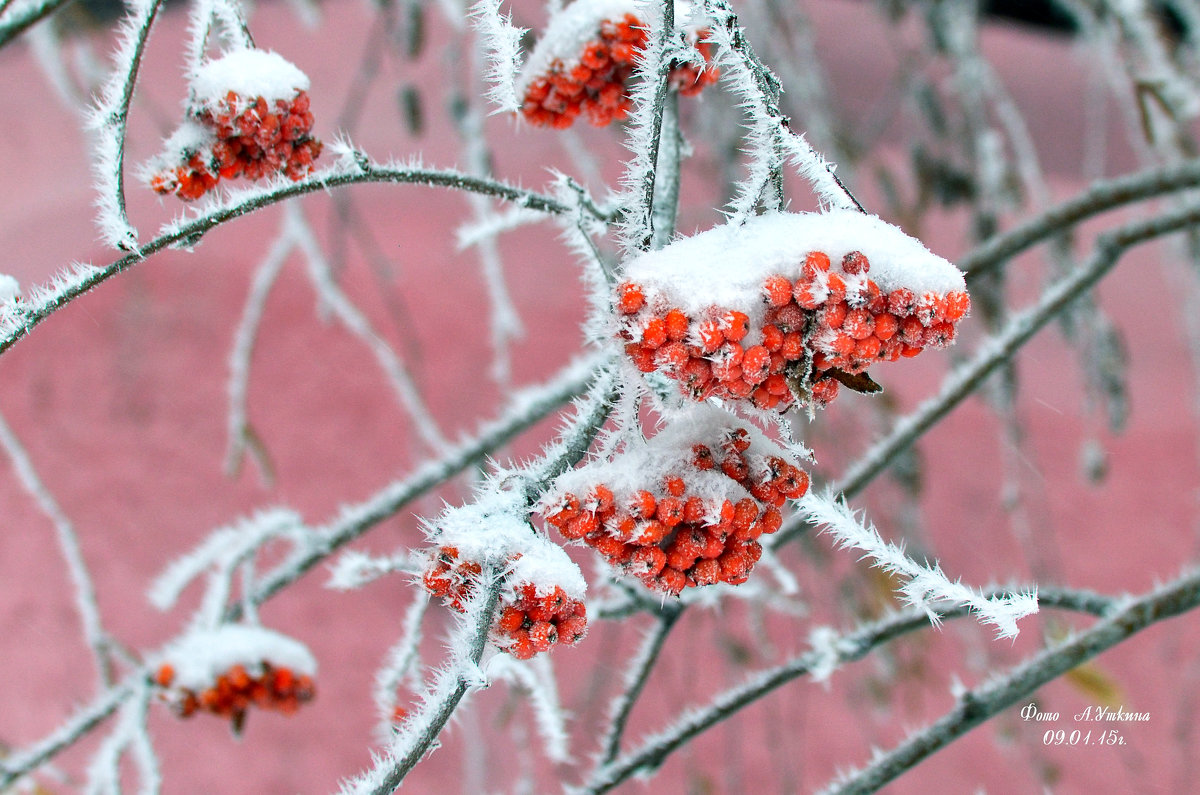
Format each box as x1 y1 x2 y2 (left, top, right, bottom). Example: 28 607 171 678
622 210 966 317
428 494 587 598
191 49 310 105
158 624 316 691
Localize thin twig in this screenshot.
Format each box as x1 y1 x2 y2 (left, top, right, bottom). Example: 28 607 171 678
0 0 74 49
599 605 682 764
578 586 1118 794
0 158 598 359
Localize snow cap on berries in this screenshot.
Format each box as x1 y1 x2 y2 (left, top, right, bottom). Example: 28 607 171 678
622 210 964 315
156 624 316 692
547 404 789 512
191 49 311 106
516 0 643 96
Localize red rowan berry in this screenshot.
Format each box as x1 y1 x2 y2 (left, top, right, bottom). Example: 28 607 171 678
806 251 832 273
664 308 690 340
723 310 749 342
641 317 668 348
617 282 644 313
842 250 870 275
691 558 721 586
761 324 784 352
741 345 771 384
811 377 839 406
696 318 725 353
692 444 715 470
823 301 848 329
874 312 898 341
664 476 686 497
843 308 874 340
888 288 917 316
764 274 793 307
780 332 805 360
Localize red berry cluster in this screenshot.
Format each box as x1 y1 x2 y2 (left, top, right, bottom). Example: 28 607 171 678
421 545 483 612
616 250 970 409
542 427 809 595
150 90 321 201
521 14 718 128
422 546 587 659
495 582 588 660
154 661 314 726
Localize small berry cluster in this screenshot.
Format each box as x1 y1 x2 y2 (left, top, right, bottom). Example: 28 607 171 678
616 250 970 409
542 425 809 595
150 90 321 201
421 546 588 659
495 582 588 660
421 545 483 612
154 660 314 727
521 14 718 128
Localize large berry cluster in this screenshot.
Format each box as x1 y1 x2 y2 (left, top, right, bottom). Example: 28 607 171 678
617 250 969 409
519 2 718 129
616 210 971 410
421 545 588 659
541 410 809 595
155 660 315 726
147 49 321 201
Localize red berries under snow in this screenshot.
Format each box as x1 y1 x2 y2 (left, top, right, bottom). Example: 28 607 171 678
421 543 588 659
540 406 809 595
518 0 718 128
153 625 316 730
616 210 970 410
146 49 322 200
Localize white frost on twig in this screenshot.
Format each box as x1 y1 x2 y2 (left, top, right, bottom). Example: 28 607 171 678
801 491 1038 639
471 0 526 114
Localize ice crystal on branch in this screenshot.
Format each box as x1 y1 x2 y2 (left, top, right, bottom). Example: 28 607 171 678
540 404 807 595
616 210 969 410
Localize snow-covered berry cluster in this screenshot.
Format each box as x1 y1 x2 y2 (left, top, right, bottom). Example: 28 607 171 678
541 406 808 595
419 522 589 659
495 582 588 659
153 625 316 729
146 49 321 201
617 210 970 409
518 0 718 129
422 545 483 612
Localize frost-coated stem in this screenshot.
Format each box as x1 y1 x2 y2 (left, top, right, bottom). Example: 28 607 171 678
959 158 1200 278
233 353 608 615
820 569 1200 795
649 92 681 251
704 0 861 214
0 0 73 48
344 567 503 795
578 586 1115 794
225 223 293 479
0 159 593 359
289 203 450 452
766 203 1200 541
619 0 676 253
599 605 681 764
88 0 166 250
0 411 112 685
0 679 135 789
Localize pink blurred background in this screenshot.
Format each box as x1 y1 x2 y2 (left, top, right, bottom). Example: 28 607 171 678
2 1 1199 792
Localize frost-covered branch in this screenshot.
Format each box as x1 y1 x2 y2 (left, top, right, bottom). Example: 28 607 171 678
703 0 862 215
0 157 598 359
0 0 74 48
578 585 1115 795
87 0 166 249
820 568 1200 794
959 158 1200 278
599 605 681 764
339 563 504 795
0 410 112 684
801 491 1037 639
